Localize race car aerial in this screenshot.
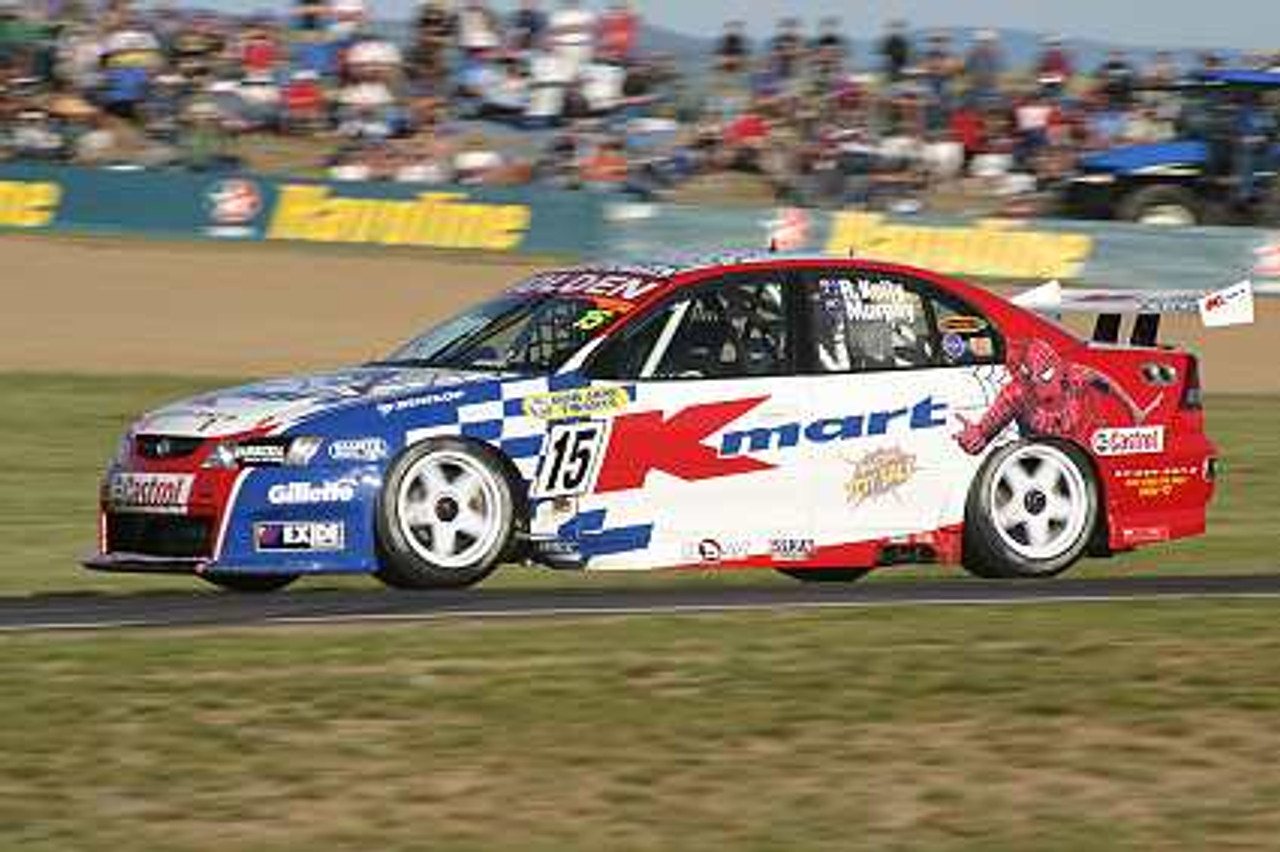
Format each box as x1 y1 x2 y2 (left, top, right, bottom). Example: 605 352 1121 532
89 254 1245 592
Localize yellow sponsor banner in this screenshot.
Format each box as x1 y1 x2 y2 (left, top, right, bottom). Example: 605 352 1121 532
522 386 630 421
267 185 532 250
0 181 61 228
826 212 1094 280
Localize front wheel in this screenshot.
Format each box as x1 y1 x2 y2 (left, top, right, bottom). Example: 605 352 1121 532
963 440 1098 579
375 438 518 590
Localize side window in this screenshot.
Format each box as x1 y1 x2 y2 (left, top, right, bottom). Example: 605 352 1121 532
930 296 1003 366
652 276 790 379
807 273 935 373
587 275 792 380
585 304 672 380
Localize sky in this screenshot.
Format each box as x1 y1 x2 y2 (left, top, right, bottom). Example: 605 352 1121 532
641 0 1280 50
208 0 1280 51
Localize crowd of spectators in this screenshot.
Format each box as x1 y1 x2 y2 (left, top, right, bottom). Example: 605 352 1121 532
0 0 1278 211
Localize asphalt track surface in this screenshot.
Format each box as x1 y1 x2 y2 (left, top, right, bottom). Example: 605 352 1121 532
2 574 1280 632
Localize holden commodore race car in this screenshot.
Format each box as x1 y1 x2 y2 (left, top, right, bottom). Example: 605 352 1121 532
88 254 1249 592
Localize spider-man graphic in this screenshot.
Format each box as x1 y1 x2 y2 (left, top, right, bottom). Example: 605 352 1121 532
955 338 1161 455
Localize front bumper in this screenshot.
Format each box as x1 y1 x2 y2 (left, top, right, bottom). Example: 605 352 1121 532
90 464 384 576
83 552 210 574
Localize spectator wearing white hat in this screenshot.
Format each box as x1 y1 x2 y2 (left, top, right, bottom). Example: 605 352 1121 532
548 0 595 80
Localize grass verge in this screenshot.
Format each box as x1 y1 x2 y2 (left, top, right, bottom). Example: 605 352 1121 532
4 602 1280 850
0 372 1276 595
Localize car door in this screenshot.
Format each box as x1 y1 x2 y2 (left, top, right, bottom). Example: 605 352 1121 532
796 267 1006 547
573 269 812 569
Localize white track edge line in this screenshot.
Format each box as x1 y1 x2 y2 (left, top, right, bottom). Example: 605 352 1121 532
5 589 1280 632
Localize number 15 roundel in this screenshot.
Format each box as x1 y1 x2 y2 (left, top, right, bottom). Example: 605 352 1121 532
532 421 611 498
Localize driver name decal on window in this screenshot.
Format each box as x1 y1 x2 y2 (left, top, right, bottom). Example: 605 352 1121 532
811 273 934 373
818 278 918 323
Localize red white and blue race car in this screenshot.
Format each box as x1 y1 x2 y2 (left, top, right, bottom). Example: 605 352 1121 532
88 254 1249 592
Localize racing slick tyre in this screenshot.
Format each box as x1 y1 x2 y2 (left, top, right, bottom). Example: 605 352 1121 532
777 569 871 583
375 438 518 590
1117 184 1202 227
962 440 1099 580
202 573 299 593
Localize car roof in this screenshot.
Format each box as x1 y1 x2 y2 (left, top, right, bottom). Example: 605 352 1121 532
558 252 1007 304
574 251 955 282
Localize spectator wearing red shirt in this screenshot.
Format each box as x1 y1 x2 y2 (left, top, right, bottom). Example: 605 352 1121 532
1036 35 1073 91
240 23 280 77
725 107 769 171
284 70 325 132
949 101 987 163
597 0 637 66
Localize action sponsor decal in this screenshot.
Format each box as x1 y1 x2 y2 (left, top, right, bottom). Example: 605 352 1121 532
1091 426 1166 457
523 386 629 421
234 443 287 466
0 180 61 228
844 447 918 506
719 397 948 457
956 338 1164 456
941 333 967 361
1197 281 1254 328
268 186 530 250
938 315 988 335
378 389 466 417
108 473 194 514
267 481 356 505
573 307 619 332
509 270 665 303
1113 464 1196 500
817 277 917 323
769 537 815 562
328 437 390 462
254 521 346 552
596 396 949 493
682 538 752 565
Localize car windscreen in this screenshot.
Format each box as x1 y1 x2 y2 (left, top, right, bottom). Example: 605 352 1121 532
373 294 621 374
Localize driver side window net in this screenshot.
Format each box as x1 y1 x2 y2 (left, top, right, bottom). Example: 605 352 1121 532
590 277 791 380
809 275 935 372
650 278 790 379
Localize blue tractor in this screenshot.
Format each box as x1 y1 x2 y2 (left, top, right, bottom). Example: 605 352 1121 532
1063 70 1280 227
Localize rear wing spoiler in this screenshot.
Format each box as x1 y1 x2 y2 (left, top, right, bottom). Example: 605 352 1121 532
1013 280 1272 346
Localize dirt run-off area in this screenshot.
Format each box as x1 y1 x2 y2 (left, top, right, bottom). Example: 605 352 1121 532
0 232 1277 393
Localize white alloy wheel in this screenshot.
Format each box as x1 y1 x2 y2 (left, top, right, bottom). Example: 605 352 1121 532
396 449 505 571
987 443 1091 562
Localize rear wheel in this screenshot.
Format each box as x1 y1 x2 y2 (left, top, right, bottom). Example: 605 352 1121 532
203 573 299 593
1117 184 1202 227
375 438 517 590
777 568 871 584
963 440 1098 579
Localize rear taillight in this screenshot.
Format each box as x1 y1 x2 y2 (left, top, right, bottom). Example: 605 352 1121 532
1180 356 1203 410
